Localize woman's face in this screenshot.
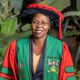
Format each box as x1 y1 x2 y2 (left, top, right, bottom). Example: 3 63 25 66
31 13 50 38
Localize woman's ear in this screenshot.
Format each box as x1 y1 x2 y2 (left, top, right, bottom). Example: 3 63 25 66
49 23 51 30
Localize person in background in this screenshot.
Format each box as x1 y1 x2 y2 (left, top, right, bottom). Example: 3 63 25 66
0 3 76 80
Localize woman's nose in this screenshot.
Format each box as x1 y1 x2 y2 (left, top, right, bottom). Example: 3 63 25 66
36 22 43 27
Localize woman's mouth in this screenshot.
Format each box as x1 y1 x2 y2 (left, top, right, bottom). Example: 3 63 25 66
35 30 43 34
35 28 44 34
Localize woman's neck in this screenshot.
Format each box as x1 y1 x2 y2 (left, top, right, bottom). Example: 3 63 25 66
33 35 47 46
33 35 46 55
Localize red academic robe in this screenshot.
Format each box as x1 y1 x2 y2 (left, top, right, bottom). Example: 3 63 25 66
0 40 75 80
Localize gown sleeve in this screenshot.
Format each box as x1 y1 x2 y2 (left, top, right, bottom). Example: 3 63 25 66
58 42 76 80
0 40 18 80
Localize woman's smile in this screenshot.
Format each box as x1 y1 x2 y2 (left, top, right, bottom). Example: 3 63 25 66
31 13 50 38
35 28 44 33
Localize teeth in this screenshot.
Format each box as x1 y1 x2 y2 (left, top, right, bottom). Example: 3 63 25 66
36 31 42 33
36 28 43 31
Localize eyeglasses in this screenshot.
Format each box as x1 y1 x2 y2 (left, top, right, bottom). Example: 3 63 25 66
31 20 50 26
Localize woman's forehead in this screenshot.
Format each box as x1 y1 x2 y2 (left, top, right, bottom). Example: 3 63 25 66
33 13 50 21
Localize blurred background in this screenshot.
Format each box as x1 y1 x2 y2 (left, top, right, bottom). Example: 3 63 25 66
0 0 80 79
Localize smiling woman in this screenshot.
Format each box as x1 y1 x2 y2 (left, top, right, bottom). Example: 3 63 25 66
0 3 76 80
31 13 50 38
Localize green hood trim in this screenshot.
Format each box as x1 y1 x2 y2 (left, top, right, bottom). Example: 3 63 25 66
67 76 76 80
65 66 75 73
16 35 62 80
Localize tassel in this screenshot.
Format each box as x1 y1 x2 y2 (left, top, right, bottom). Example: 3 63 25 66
59 17 62 39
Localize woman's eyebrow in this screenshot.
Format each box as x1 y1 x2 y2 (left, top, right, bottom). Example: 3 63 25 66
32 17 50 23
32 17 39 21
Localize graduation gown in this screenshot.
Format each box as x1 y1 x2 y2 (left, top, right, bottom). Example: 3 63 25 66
0 35 76 80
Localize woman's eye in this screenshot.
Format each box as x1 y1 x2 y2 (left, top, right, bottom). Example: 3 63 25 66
42 22 48 25
32 20 38 24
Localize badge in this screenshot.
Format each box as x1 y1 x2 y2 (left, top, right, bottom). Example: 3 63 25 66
18 61 26 79
18 62 24 69
47 59 59 74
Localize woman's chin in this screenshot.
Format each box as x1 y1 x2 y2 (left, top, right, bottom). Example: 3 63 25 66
33 34 46 39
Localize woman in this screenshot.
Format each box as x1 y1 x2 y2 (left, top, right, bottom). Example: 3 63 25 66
0 3 76 80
